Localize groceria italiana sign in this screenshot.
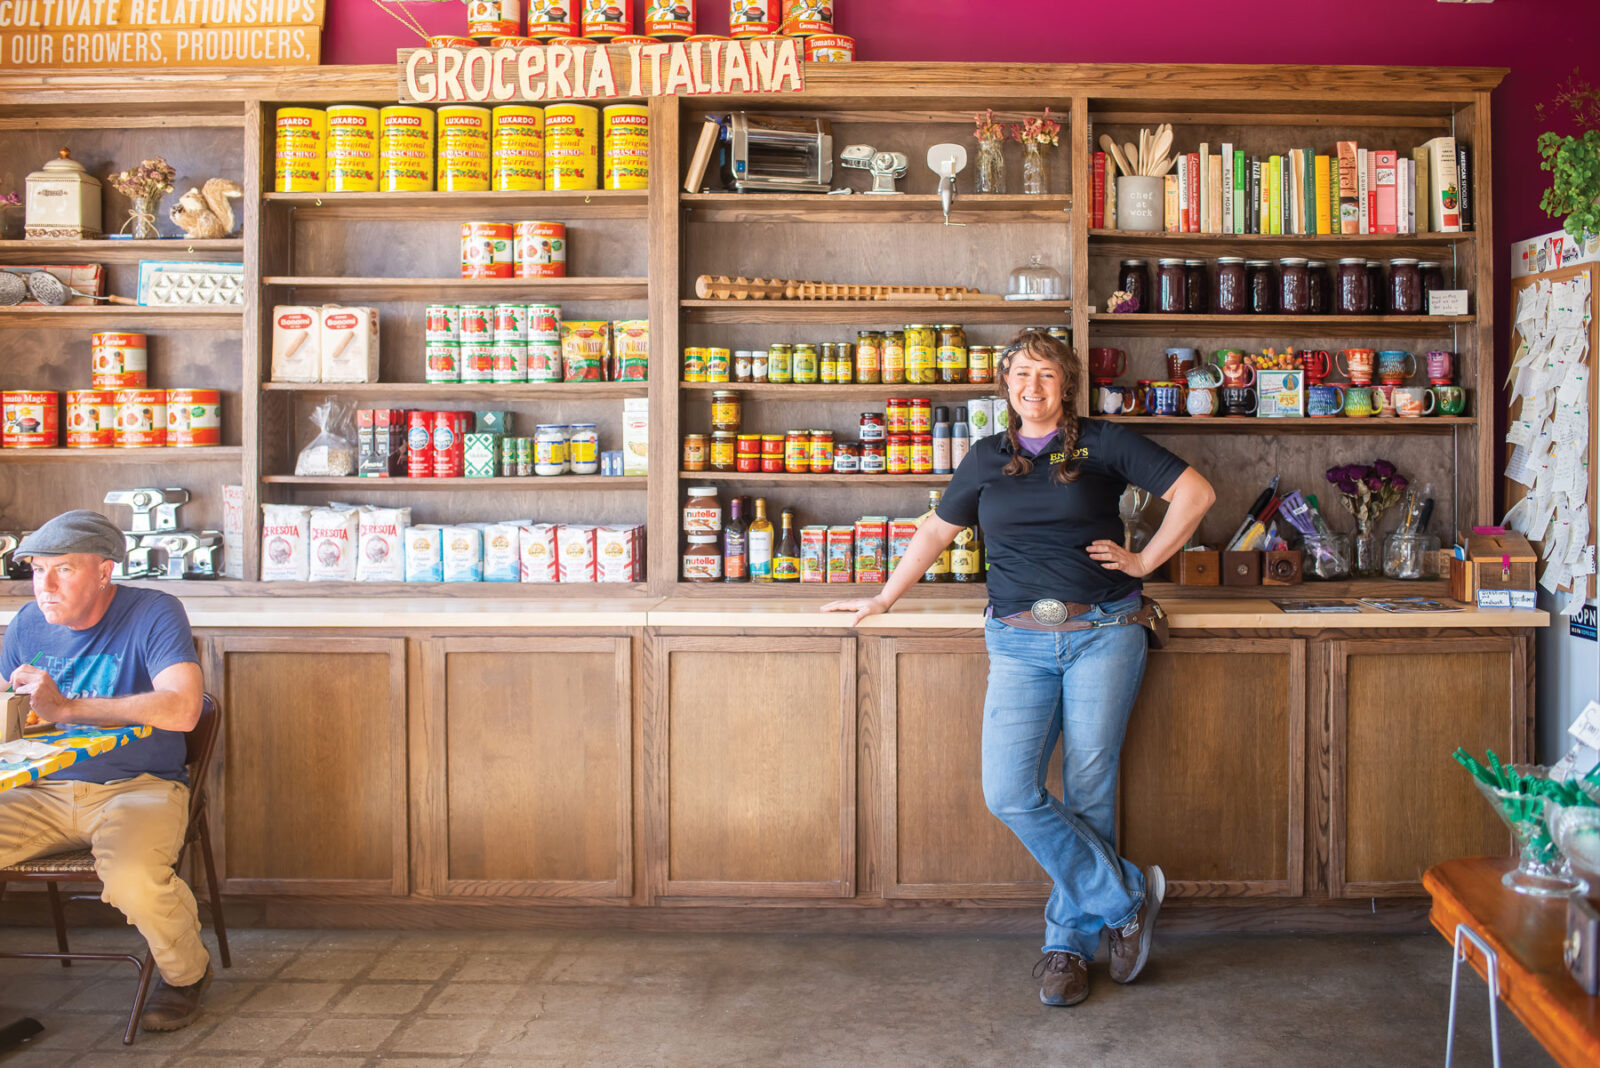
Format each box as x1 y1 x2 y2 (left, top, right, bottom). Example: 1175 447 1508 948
0 0 323 68
398 39 804 103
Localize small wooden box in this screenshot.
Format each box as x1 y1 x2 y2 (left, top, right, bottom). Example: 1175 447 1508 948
1170 549 1220 586
1448 531 1538 608
1263 550 1305 586
2 693 28 742
1222 550 1262 586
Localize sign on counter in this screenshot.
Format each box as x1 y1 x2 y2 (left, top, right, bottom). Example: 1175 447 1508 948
0 0 324 69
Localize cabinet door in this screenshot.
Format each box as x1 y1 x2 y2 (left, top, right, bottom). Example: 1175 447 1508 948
874 636 1052 900
415 636 632 899
202 636 408 896
647 635 855 899
1329 637 1527 897
1118 638 1306 898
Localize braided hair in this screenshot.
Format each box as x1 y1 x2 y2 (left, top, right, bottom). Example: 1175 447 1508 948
997 329 1082 485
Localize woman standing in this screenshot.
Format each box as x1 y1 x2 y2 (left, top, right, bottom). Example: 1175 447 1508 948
824 330 1214 1007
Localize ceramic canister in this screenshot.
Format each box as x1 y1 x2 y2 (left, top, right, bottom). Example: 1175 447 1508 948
379 106 435 191
437 106 492 192
492 106 545 191
166 388 222 446
114 389 167 447
325 105 380 193
544 103 599 191
602 104 649 191
65 389 117 446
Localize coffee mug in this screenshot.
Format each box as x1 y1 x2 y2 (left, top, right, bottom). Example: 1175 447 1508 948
1432 384 1467 415
1187 365 1223 389
1374 383 1398 417
1301 350 1332 384
1306 384 1346 418
1089 347 1127 382
1393 386 1435 417
1217 349 1255 387
1376 350 1416 385
1165 347 1198 381
1335 348 1376 385
1342 386 1384 418
1425 350 1454 385
1186 386 1218 417
1221 385 1257 416
1148 381 1184 417
1093 384 1127 415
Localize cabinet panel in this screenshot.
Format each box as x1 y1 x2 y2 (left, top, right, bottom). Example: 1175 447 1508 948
1331 638 1525 897
204 637 407 896
420 637 632 898
1119 639 1305 897
877 637 1052 899
649 636 855 898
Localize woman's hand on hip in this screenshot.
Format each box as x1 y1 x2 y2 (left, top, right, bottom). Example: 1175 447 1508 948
1088 539 1153 577
821 595 889 627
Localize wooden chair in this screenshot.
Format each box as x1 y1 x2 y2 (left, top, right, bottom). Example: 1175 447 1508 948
0 692 232 1045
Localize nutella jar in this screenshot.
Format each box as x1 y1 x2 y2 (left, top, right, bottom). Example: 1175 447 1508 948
683 535 723 581
683 486 721 534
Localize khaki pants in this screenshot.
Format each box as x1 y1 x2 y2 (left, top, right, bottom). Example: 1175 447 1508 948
0 775 209 986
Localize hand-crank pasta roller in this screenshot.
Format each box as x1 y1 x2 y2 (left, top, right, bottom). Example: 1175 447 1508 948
694 275 987 301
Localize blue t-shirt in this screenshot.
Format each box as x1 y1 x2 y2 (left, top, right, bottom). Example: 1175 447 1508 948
1 586 198 784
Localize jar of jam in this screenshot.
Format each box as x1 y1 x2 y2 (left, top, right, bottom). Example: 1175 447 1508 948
905 324 936 383
784 429 811 472
968 344 995 384
1184 260 1209 314
819 342 839 384
1245 260 1276 314
860 441 887 474
733 350 753 382
886 433 912 474
1418 261 1447 306
761 433 785 473
711 390 741 431
1118 259 1149 313
710 431 736 471
1214 257 1246 315
909 398 933 434
1306 261 1330 314
856 331 882 383
886 397 911 434
768 343 793 383
834 341 854 383
808 429 835 472
752 348 769 382
1278 257 1310 315
683 535 722 581
1388 258 1422 314
793 343 820 383
682 433 708 471
1156 258 1187 313
1336 257 1369 315
911 434 934 474
937 324 967 384
834 441 860 474
735 433 761 472
1365 261 1384 313
859 412 886 442
881 330 907 384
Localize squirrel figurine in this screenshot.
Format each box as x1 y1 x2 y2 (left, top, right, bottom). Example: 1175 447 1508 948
168 178 242 240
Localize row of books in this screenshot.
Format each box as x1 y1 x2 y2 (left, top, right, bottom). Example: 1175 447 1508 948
1091 135 1473 236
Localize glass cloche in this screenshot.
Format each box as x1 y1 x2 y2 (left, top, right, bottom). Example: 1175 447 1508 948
1006 254 1065 301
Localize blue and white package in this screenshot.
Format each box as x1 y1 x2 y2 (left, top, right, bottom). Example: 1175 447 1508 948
403 525 443 583
441 524 483 582
482 521 524 582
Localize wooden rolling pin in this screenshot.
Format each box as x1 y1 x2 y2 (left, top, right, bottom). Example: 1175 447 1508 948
694 275 988 301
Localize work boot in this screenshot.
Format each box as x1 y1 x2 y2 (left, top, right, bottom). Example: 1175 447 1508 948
1033 951 1089 1006
140 964 212 1032
1108 863 1166 984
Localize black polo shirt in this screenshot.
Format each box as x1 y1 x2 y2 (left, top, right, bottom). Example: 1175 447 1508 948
935 419 1189 615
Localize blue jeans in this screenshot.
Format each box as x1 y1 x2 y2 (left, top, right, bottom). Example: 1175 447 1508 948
981 594 1149 959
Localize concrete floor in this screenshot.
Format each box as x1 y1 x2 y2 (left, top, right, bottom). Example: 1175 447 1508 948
0 927 1556 1067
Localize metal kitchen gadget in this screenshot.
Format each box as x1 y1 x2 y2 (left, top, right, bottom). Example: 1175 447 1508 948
102 488 220 579
925 143 968 225
105 487 188 533
840 144 908 194
720 113 833 194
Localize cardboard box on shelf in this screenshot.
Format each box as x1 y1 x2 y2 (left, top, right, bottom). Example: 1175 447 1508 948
622 398 648 476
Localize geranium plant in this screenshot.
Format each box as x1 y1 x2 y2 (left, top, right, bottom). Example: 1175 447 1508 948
1325 459 1408 531
1536 70 1600 240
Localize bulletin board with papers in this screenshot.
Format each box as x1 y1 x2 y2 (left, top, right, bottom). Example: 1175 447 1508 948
1504 262 1598 609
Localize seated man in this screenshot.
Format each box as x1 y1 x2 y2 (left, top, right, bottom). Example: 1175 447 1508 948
0 510 211 1032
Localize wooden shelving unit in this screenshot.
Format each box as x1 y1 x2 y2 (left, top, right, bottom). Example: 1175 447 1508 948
1085 312 1475 337
262 189 649 219
0 306 242 328
0 238 244 261
262 276 649 301
678 471 954 486
1104 416 1476 433
262 382 649 400
683 299 1071 324
682 192 1072 224
263 475 648 490
0 447 243 462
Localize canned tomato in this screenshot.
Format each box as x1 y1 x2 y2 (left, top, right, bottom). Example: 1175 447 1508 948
808 429 834 471
805 33 853 61
492 105 544 191
860 441 886 474
544 103 599 190
826 526 853 583
493 303 529 340
438 105 492 191
645 0 694 38
886 397 910 434
274 106 327 192
910 398 933 433
91 333 148 389
458 303 494 340
2 390 58 448
166 388 222 446
407 411 433 476
114 389 166 447
528 341 562 382
610 35 657 45
779 0 831 33
728 0 774 36
491 36 540 46
526 0 577 36
64 389 116 447
467 0 520 38
527 304 561 341
911 433 933 473
854 518 887 583
325 105 379 192
514 221 566 278
784 429 810 472
425 304 460 342
379 105 435 191
887 433 911 474
493 342 528 382
581 0 631 38
426 35 477 46
800 525 826 582
603 104 650 190
426 342 462 382
461 342 497 383
461 221 514 279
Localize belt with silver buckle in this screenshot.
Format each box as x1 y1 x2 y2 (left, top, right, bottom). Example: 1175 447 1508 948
1030 598 1070 625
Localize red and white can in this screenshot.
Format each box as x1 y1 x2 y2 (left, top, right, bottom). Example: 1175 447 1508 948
407 410 433 477
581 0 631 39
645 0 694 38
114 389 167 447
458 303 494 341
2 390 58 448
526 0 577 37
728 0 774 36
467 0 521 38
91 332 148 389
528 303 562 342
779 0 830 34
461 221 514 279
432 411 469 477
166 388 222 446
804 33 853 61
514 221 567 278
65 389 117 447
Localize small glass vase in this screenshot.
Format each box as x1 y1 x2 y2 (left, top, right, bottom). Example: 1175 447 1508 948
1353 524 1381 577
976 138 1005 195
1022 141 1047 195
126 191 161 240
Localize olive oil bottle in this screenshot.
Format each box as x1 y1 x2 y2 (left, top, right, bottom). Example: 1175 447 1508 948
951 524 983 583
773 508 801 582
920 489 951 583
748 497 775 582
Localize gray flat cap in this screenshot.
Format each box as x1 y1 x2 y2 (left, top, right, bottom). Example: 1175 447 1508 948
16 510 127 563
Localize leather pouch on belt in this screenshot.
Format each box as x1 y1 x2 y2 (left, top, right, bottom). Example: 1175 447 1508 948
1139 595 1170 650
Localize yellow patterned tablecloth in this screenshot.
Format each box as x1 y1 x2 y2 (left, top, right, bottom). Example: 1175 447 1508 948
0 725 154 793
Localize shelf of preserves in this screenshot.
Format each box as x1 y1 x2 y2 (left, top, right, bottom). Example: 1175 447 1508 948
683 299 1072 325
0 307 243 328
262 476 649 489
262 189 649 220
677 471 953 486
679 382 995 398
0 238 244 261
682 192 1072 224
1086 312 1474 337
1102 416 1476 433
262 276 649 301
0 447 243 462
262 382 649 400
1086 230 1472 256
669 581 986 598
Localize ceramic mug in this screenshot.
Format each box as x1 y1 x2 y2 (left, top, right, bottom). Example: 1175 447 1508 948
1306 384 1346 418
1165 347 1198 381
1393 386 1436 417
1335 348 1376 385
1186 386 1218 417
1093 384 1128 415
1374 383 1398 417
1425 350 1454 385
1217 349 1255 387
1187 365 1224 389
1342 385 1385 418
1376 350 1416 385
1432 384 1467 415
1301 349 1333 384
1089 347 1127 382
1221 385 1257 416
1148 381 1184 417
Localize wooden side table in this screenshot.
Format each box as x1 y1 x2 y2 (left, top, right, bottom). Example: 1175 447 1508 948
1425 856 1600 1068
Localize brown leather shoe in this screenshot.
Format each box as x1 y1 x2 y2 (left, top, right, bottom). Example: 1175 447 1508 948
140 964 212 1032
1033 951 1089 1006
1108 864 1165 984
